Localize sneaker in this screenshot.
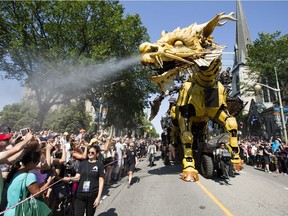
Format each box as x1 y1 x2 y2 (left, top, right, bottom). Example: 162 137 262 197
268 171 272 173
127 183 130 189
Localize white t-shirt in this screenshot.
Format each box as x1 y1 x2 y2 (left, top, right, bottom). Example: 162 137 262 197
65 142 71 162
115 142 123 159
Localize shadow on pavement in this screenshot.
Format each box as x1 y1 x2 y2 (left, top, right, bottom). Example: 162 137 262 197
209 172 241 185
147 164 182 175
98 207 118 216
131 176 140 185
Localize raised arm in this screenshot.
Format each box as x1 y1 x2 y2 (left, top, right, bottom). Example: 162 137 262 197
0 132 34 164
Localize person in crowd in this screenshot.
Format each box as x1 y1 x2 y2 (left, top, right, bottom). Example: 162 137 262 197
76 129 87 142
122 140 128 175
240 140 249 164
28 135 55 189
44 142 66 200
47 143 70 213
102 140 117 186
57 132 69 161
0 132 35 206
112 137 124 181
263 143 273 173
63 145 104 216
124 142 139 188
0 132 34 165
256 142 264 170
168 143 175 162
251 143 258 168
60 132 69 145
63 134 72 163
4 146 54 216
271 138 281 173
216 142 235 179
147 141 157 167
67 140 88 193
139 140 147 159
89 137 105 164
277 142 288 175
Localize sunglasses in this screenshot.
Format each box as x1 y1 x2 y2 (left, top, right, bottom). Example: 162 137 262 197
88 151 96 155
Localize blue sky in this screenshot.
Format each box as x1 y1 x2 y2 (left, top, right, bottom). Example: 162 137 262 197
1 0 288 135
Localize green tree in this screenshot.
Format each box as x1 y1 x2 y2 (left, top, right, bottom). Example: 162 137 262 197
246 31 288 103
0 1 150 130
43 102 91 133
85 67 157 133
0 101 91 133
0 102 37 131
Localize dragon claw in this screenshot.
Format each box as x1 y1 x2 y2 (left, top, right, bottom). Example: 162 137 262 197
180 169 199 182
232 161 244 171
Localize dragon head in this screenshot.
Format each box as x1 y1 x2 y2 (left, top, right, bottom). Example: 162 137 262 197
139 12 236 93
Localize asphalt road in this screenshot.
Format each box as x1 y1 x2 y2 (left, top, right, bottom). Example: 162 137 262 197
96 153 288 216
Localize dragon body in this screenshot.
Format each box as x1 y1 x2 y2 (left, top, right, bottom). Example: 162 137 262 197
139 12 242 181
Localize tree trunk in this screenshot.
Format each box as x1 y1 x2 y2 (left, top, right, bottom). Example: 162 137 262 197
33 105 51 131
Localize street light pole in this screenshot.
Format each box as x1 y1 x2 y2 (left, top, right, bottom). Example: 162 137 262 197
254 68 287 143
274 67 287 143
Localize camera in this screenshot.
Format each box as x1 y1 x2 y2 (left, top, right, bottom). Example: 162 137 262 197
20 128 30 137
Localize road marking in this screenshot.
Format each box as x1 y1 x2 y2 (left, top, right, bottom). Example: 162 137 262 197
196 181 234 216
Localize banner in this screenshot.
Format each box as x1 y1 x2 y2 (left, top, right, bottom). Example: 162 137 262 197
101 102 109 124
274 107 288 127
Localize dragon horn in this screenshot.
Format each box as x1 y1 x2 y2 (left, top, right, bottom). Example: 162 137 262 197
202 12 237 38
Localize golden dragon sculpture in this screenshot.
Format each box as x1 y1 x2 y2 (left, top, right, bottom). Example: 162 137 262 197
139 12 243 181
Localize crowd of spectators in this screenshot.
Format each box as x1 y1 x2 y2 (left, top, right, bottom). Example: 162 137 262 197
239 136 288 174
0 128 160 215
3 126 285 215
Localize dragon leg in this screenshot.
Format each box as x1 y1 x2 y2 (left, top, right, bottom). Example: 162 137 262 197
176 82 199 181
216 109 243 171
177 108 199 181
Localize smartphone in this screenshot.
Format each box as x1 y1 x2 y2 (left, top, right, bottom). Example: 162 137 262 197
20 128 30 137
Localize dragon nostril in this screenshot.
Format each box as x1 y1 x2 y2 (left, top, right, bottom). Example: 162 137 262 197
150 47 158 52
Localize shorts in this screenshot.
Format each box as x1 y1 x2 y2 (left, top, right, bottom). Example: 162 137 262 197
104 157 114 166
127 163 135 172
263 156 270 165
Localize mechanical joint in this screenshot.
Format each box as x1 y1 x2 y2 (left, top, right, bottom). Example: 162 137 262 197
181 131 193 144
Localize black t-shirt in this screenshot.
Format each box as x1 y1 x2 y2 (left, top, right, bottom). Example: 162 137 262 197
263 147 271 157
77 160 105 195
126 149 136 165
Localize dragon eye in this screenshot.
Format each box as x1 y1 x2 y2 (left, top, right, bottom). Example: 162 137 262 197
174 40 183 46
